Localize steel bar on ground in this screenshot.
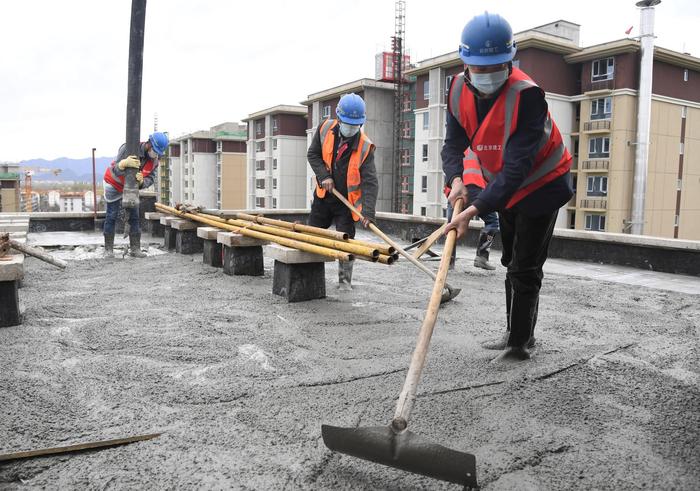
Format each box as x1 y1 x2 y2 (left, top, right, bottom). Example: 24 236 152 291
156 204 353 262
9 240 67 269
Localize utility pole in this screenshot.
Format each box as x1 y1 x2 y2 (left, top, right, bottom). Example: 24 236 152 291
122 0 147 210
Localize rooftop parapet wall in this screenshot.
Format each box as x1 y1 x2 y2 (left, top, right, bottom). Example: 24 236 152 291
2 207 698 276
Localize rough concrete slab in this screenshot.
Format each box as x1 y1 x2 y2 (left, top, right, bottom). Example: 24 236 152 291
265 244 334 264
197 227 220 241
0 237 698 489
144 212 164 220
202 240 223 268
170 220 198 231
175 230 203 255
160 216 177 226
0 224 28 233
222 245 263 276
0 254 24 281
217 232 267 248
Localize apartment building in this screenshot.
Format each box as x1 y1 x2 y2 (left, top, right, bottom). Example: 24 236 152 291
167 122 247 209
405 20 700 240
243 106 307 210
0 163 21 212
302 79 396 212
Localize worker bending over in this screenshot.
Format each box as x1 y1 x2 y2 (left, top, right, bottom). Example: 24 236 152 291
443 13 573 363
307 93 379 290
103 132 169 258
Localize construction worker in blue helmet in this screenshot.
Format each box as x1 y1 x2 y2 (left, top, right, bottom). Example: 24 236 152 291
443 12 573 364
103 131 169 258
307 93 379 291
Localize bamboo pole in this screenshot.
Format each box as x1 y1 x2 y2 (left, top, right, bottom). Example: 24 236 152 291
234 212 348 240
182 210 380 260
411 223 447 260
9 240 67 269
348 238 395 256
156 204 353 262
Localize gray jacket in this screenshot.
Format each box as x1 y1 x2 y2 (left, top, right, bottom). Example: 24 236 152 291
105 142 159 202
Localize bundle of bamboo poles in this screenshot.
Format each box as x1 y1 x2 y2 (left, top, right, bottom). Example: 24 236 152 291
155 203 398 265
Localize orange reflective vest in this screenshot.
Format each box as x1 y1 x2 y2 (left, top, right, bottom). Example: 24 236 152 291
447 67 572 208
315 119 375 221
443 147 486 198
104 150 157 193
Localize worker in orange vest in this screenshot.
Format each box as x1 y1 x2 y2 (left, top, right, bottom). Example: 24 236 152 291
307 93 379 290
443 13 573 364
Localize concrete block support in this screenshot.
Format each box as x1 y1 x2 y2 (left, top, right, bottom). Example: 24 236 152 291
146 213 165 238
0 281 20 327
203 240 223 267
222 245 264 276
266 244 330 302
163 227 177 251
175 230 204 255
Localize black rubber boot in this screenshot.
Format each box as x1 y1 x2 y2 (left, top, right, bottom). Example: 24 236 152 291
338 259 354 291
491 290 539 365
482 278 536 350
473 230 496 270
104 233 115 258
129 233 147 258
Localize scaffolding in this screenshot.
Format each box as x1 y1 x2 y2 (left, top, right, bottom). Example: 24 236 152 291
391 0 411 214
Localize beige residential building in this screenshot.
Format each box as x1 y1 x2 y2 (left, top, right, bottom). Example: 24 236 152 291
0 163 21 212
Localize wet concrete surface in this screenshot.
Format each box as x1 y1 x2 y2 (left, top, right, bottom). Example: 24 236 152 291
0 238 698 489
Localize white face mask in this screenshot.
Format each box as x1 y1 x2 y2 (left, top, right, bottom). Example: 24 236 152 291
469 68 509 95
148 149 158 159
339 122 360 138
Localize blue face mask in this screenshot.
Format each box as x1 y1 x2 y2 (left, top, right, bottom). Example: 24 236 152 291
468 68 509 95
339 122 360 138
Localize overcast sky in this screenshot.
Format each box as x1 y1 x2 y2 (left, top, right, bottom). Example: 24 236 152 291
1 0 698 162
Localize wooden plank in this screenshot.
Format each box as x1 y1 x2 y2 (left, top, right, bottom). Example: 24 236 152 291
196 227 220 241
170 219 197 231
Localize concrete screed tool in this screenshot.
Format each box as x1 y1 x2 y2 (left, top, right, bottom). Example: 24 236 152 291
322 199 478 488
330 188 461 303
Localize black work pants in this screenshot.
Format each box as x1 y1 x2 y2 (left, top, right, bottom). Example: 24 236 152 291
499 209 558 347
308 195 356 239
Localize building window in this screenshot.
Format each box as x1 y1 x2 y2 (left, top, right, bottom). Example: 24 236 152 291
184 193 189 200
680 142 684 155
401 120 411 138
272 118 279 133
272 198 277 209
674 214 680 227
585 213 606 231
184 181 188 188
681 106 688 119
256 178 265 190
591 97 612 120
445 75 454 97
442 208 447 218
683 69 689 82
322 105 331 119
216 141 222 152
255 121 263 137
422 144 428 162
272 139 278 150
568 210 575 229
255 197 265 208
255 140 265 152
592 57 614 81
255 160 265 171
402 92 411 111
420 206 426 216
273 178 277 190
400 149 410 165
421 175 427 192
184 168 188 175
588 137 610 158
422 112 429 130
273 158 278 170
587 175 608 196
423 80 430 100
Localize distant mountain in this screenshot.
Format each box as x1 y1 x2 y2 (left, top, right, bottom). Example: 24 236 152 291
19 157 115 182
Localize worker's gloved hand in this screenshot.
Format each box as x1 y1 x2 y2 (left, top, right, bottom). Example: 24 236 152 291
447 177 468 208
444 204 479 240
118 155 141 170
360 217 372 229
135 172 144 184
320 178 334 192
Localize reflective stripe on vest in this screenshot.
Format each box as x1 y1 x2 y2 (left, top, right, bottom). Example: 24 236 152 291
448 68 572 208
103 157 156 193
314 119 374 221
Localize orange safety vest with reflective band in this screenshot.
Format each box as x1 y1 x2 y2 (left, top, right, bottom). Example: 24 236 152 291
103 155 157 193
315 119 375 221
448 67 572 208
443 147 486 198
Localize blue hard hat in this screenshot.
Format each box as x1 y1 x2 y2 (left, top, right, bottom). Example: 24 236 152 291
148 132 169 156
459 12 517 66
335 93 366 125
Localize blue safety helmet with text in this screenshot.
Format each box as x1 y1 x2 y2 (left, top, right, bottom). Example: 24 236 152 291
459 12 517 66
335 93 366 125
148 132 169 156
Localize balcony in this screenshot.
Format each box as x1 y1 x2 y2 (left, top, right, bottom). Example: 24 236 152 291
567 194 577 208
580 160 610 171
580 198 607 210
583 120 611 132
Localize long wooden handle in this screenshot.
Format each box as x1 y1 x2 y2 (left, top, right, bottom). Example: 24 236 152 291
330 188 450 286
392 199 464 430
10 240 67 269
411 223 448 260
